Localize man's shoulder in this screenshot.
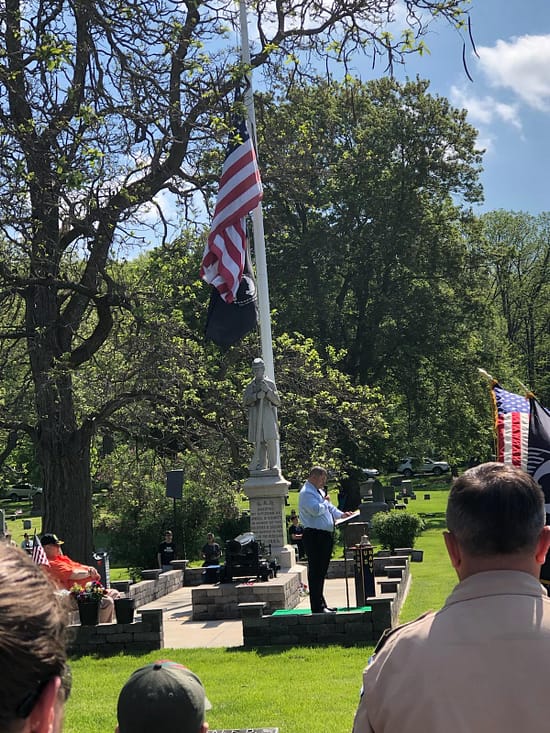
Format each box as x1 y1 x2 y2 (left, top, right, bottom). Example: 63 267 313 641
50 554 72 566
48 554 77 575
372 611 435 655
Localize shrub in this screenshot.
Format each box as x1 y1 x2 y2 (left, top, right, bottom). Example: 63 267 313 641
371 511 425 552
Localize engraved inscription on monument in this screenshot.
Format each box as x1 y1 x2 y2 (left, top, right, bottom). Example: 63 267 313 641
249 496 285 550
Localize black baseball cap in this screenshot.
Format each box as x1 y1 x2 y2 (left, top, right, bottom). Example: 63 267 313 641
40 533 64 546
117 660 211 733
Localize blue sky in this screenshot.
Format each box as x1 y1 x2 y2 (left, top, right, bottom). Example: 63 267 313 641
146 0 549 240
355 0 550 215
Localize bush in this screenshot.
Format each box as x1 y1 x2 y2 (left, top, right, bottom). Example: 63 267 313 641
371 511 425 552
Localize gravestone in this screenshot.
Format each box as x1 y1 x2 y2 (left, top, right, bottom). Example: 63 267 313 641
372 480 385 503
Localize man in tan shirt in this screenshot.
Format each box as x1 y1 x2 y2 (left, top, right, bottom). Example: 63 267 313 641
352 462 550 733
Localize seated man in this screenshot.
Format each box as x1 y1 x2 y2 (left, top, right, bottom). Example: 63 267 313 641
41 533 120 623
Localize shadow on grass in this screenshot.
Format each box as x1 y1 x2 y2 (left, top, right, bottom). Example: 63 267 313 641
68 648 155 661
231 642 371 657
421 515 447 530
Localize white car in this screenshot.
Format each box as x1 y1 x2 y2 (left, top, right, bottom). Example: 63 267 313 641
361 468 380 478
6 483 43 500
396 457 450 478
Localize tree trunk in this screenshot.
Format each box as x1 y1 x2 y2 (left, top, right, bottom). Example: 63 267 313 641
37 426 93 563
26 278 95 562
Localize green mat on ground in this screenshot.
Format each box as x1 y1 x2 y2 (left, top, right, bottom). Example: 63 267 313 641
272 606 371 616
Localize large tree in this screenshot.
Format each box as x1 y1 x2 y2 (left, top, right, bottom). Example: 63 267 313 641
256 76 492 459
479 210 550 399
0 0 471 559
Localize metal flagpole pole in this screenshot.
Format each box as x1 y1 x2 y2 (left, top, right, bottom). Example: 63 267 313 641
239 0 275 386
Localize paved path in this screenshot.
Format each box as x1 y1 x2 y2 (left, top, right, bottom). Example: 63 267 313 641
139 575 358 649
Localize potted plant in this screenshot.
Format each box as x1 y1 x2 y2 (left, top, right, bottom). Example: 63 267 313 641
70 580 107 625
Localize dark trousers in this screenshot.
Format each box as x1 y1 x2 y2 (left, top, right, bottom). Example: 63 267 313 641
303 528 333 613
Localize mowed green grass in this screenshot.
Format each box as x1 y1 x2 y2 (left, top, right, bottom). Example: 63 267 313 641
64 485 456 733
65 646 371 733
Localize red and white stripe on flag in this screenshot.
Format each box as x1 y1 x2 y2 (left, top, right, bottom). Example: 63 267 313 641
496 412 529 468
31 535 50 566
492 384 530 469
200 121 263 304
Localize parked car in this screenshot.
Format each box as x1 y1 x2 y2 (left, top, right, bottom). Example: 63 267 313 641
396 457 450 478
361 468 380 478
5 483 43 500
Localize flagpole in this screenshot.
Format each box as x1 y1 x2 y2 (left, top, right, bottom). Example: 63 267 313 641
239 0 275 385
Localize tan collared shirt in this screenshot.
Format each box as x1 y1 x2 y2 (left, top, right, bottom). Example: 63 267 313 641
353 570 550 733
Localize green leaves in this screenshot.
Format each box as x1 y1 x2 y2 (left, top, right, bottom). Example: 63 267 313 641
371 511 425 551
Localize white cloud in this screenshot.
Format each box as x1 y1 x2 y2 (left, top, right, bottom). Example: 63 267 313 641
450 85 522 130
477 34 550 111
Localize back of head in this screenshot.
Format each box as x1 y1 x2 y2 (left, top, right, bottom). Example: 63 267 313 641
117 660 211 733
0 544 68 730
446 462 545 556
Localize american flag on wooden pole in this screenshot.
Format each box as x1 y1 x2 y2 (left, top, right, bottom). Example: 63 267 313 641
200 119 263 304
31 532 49 566
491 382 530 470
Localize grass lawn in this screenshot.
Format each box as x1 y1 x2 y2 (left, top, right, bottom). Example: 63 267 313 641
64 479 457 733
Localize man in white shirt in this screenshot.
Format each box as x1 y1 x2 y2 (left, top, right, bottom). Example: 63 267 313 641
299 466 352 613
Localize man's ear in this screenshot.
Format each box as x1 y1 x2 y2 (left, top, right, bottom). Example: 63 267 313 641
535 526 550 565
200 723 209 733
443 530 462 570
28 676 61 733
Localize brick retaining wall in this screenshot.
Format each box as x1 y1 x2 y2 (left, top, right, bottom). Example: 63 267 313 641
239 597 394 647
239 558 410 648
111 568 184 609
67 609 163 656
192 572 302 620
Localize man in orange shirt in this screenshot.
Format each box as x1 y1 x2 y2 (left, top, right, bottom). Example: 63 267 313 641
41 533 119 622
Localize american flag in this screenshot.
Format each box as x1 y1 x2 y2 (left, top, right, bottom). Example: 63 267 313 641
31 534 50 566
199 119 263 304
492 383 530 469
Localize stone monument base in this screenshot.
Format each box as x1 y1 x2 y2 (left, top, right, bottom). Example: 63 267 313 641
243 470 293 569
191 567 306 620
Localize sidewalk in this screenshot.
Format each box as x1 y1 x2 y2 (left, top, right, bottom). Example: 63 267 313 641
139 575 357 649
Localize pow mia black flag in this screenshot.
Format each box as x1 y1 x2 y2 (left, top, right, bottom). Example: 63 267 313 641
527 397 550 504
204 249 258 349
527 397 550 593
